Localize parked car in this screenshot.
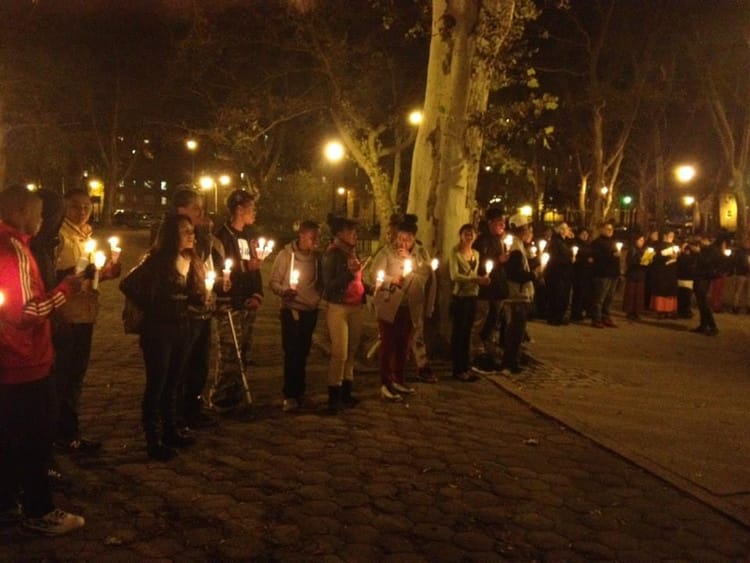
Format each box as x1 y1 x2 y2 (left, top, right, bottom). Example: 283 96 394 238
112 209 157 229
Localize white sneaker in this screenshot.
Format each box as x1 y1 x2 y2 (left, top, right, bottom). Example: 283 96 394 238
391 382 415 394
24 509 85 535
380 385 403 401
282 399 298 412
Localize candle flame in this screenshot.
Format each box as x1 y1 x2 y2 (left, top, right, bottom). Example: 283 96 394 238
376 270 385 283
485 259 494 274
93 250 107 269
431 258 439 271
0 291 4 307
224 258 233 271
538 239 547 252
572 245 579 256
84 239 97 254
107 236 120 249
403 259 413 276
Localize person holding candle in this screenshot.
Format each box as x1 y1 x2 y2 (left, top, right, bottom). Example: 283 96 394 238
119 214 207 460
500 214 540 374
649 230 679 318
471 207 509 373
167 188 224 429
622 233 647 320
691 232 723 335
544 222 575 326
370 215 431 399
589 221 622 328
211 189 264 413
321 214 367 413
53 189 121 454
0 185 85 535
449 224 490 381
570 227 594 322
269 221 322 412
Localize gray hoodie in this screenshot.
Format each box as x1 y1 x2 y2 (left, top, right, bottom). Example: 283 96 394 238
269 241 322 311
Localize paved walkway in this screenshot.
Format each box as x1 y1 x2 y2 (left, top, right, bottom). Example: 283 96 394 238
1 229 748 561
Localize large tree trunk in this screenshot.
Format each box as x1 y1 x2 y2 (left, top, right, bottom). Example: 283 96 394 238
408 0 514 260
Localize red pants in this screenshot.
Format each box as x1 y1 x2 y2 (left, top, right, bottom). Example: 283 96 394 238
378 307 412 386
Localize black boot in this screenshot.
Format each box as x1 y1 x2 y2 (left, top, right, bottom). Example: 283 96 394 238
327 385 342 415
163 428 196 448
341 380 359 408
146 432 177 461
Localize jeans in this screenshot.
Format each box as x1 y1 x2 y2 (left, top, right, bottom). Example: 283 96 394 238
280 308 319 399
140 321 192 440
53 322 94 442
451 296 476 376
0 376 55 517
378 306 412 385
591 277 616 322
326 303 364 386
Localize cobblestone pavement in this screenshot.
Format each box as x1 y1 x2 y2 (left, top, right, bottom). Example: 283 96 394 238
1 230 749 561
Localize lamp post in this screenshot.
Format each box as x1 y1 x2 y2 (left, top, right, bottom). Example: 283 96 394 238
186 139 198 185
324 140 346 214
675 164 698 231
199 175 217 215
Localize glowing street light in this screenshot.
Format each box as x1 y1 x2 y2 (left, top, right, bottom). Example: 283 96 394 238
683 195 695 206
323 140 345 163
408 110 423 126
519 205 533 217
600 186 609 196
199 175 219 214
186 139 198 184
675 164 696 184
218 174 231 186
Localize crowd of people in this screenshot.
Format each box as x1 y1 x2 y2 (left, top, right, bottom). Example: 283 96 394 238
2 182 748 536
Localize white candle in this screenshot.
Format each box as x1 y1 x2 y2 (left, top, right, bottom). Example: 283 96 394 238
538 239 547 253
257 238 266 252
572 245 579 257
289 252 295 284
431 258 439 271
84 239 97 264
205 270 216 292
403 259 413 276
724 249 732 257
222 258 233 291
376 270 385 289
504 234 513 251
108 236 122 264
530 244 538 258
541 252 550 269
290 269 300 290
485 259 494 275
92 250 106 290
615 241 623 252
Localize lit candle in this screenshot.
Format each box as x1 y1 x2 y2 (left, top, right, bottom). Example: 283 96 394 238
538 239 547 253
672 245 680 255
290 269 300 290
289 252 295 283
222 258 233 291
92 251 106 290
504 234 513 251
485 259 494 275
572 245 579 257
403 259 413 276
541 252 550 269
108 236 122 264
257 238 266 252
82 239 97 270
615 241 623 253
530 244 538 258
376 270 385 290
431 258 439 271
724 249 732 257
0 290 5 307
646 246 655 254
205 270 216 292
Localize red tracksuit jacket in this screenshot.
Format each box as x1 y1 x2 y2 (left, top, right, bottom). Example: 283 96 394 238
0 221 72 384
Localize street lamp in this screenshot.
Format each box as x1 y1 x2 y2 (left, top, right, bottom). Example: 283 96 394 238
198 175 218 215
408 110 423 126
674 164 696 184
323 140 345 163
186 139 198 184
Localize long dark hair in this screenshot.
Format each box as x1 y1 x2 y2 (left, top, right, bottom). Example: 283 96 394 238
151 215 203 291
